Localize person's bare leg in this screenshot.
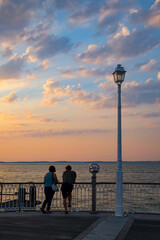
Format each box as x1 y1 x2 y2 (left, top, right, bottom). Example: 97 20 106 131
63 198 68 213
68 193 72 206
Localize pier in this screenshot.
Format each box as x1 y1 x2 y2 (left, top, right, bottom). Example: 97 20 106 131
0 182 160 239
0 212 160 239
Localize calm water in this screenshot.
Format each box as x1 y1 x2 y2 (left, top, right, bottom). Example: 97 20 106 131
0 162 160 183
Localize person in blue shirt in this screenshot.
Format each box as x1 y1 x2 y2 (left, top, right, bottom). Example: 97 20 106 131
40 165 58 214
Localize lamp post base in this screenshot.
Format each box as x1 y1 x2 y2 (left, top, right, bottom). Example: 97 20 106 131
115 169 124 217
115 207 124 217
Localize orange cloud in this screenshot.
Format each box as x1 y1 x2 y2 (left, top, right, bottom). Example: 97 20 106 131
43 79 72 97
0 112 18 122
60 71 76 79
23 111 64 123
114 26 130 39
42 79 114 109
0 92 18 104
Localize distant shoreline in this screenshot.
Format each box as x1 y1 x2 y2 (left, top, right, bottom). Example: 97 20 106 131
0 160 160 164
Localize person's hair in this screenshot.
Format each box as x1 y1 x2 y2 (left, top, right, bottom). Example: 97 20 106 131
66 165 72 170
49 165 56 172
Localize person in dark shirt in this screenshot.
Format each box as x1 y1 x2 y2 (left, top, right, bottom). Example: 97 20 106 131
61 165 76 214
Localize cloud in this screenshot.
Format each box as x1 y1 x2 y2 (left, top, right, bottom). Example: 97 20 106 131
1 43 14 58
42 78 115 109
27 73 39 80
69 0 135 35
0 0 83 43
68 84 95 105
0 81 29 92
0 128 110 139
0 0 44 46
140 59 159 72
23 47 38 63
76 67 107 77
0 112 18 121
69 0 101 24
29 34 73 60
29 128 110 138
38 59 50 71
23 111 65 123
42 79 72 106
42 79 95 106
22 24 73 60
0 92 18 104
59 66 109 79
43 79 71 97
98 76 160 108
96 10 121 35
42 97 64 106
130 1 160 28
140 112 160 118
123 79 160 107
0 2 74 61
47 0 83 11
123 111 160 119
60 69 76 79
98 77 115 93
0 55 25 80
77 44 109 64
114 27 130 39
42 76 160 109
108 27 160 59
77 28 160 64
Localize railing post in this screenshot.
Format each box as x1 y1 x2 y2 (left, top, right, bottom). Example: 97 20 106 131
89 163 99 214
91 172 96 213
0 183 3 209
18 184 21 212
18 184 26 212
29 184 36 207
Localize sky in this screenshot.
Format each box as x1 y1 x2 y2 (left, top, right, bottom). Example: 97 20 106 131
0 0 160 162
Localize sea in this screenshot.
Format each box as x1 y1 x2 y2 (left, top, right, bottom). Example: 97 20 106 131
0 161 160 183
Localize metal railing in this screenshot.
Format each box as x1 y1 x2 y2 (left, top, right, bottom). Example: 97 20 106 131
0 182 160 214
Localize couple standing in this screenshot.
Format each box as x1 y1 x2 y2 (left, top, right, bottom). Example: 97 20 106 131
41 165 76 214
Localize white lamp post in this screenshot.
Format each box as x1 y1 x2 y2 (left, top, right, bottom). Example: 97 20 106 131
112 64 126 217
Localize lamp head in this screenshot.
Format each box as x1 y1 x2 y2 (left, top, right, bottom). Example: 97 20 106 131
112 64 126 84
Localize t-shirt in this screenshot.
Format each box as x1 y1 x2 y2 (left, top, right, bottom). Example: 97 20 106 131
63 170 76 184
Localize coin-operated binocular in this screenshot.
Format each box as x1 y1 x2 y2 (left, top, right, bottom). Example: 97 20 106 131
89 163 99 175
89 163 99 213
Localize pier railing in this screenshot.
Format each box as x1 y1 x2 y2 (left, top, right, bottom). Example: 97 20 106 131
0 182 160 214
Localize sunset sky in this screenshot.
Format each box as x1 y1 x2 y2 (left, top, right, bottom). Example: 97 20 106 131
0 0 160 162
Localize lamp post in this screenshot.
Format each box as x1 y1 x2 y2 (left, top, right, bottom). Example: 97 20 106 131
112 64 126 217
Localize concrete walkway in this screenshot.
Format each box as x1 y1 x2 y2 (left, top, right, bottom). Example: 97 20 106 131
0 212 159 240
123 215 160 240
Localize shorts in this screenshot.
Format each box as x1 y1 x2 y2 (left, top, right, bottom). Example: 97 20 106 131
61 183 73 199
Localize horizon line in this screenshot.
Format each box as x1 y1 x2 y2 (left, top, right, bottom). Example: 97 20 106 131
0 160 160 164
